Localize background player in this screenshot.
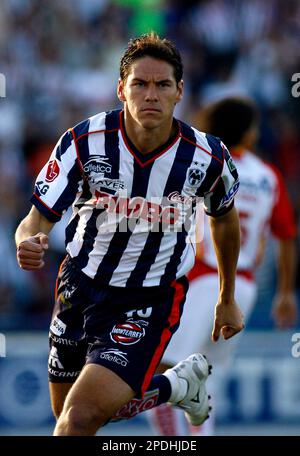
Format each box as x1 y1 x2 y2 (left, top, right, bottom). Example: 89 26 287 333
148 96 297 436
15 34 243 436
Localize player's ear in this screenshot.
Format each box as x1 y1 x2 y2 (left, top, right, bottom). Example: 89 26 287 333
117 78 126 102
175 79 183 104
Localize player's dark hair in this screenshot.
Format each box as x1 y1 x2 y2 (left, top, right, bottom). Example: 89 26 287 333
197 97 259 147
120 32 183 83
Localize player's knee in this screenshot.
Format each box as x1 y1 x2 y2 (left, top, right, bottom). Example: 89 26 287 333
52 402 63 420
59 404 107 434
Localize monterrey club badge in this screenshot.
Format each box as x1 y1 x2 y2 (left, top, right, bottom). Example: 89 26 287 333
45 160 60 182
187 167 205 187
110 321 145 345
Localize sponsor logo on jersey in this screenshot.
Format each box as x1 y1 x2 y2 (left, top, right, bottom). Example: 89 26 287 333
97 178 125 192
64 283 77 299
227 157 237 173
48 346 64 369
220 180 240 206
94 191 181 226
50 317 66 336
126 318 149 327
99 349 129 366
110 321 145 345
49 333 78 346
36 181 49 195
167 191 198 205
48 368 80 378
84 156 112 174
45 160 60 182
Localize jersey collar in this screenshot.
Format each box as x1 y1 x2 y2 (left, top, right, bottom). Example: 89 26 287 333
119 110 180 167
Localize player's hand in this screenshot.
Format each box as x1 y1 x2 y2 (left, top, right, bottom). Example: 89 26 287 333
271 293 298 329
16 232 49 270
211 299 244 342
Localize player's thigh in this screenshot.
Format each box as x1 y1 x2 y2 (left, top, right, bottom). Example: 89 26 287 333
61 363 135 424
162 274 219 365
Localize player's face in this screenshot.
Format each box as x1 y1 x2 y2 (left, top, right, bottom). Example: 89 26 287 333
118 56 183 130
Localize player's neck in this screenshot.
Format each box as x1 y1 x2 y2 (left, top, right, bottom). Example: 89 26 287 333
123 111 176 155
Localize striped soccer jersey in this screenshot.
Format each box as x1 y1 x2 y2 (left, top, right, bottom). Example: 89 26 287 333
31 109 239 287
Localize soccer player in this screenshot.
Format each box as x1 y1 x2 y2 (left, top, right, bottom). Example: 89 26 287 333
15 34 243 436
149 96 297 436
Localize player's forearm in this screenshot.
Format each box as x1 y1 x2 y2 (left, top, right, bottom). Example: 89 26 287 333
15 206 54 247
277 238 297 294
209 205 240 301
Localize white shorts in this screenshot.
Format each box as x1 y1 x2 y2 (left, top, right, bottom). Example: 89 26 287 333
162 273 257 367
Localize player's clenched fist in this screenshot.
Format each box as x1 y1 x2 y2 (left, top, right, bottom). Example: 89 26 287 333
16 232 49 270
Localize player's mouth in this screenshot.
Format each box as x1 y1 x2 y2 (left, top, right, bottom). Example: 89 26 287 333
141 108 161 113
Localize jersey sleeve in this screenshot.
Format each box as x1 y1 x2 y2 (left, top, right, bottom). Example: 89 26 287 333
267 164 297 239
203 142 239 217
30 129 83 222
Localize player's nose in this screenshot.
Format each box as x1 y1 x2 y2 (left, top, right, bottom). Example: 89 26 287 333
145 84 158 101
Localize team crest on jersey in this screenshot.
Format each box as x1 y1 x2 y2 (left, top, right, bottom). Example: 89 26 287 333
187 166 206 188
45 160 60 182
181 165 206 199
110 321 145 345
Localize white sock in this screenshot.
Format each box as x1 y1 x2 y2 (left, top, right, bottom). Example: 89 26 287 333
163 369 188 403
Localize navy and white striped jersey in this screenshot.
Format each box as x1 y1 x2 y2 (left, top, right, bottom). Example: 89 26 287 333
31 109 239 287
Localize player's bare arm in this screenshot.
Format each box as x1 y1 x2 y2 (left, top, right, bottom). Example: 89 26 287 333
272 238 298 328
15 206 54 270
209 205 244 341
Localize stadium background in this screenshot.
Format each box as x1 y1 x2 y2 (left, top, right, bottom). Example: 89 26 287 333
0 0 299 435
